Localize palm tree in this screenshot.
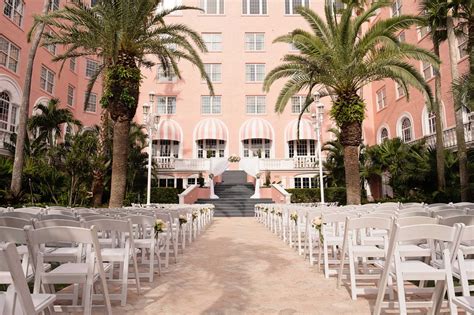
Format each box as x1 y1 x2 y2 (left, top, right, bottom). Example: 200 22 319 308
28 98 81 148
420 0 448 192
10 0 51 197
33 0 213 207
264 1 438 204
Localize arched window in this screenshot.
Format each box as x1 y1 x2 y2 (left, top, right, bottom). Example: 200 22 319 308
401 117 413 142
426 111 436 135
0 92 10 130
380 127 389 143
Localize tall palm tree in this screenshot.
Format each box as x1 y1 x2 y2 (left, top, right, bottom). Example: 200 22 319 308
28 98 81 148
264 1 438 204
420 0 448 192
10 0 51 196
33 0 213 207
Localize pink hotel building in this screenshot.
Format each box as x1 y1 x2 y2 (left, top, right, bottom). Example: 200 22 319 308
1 0 472 198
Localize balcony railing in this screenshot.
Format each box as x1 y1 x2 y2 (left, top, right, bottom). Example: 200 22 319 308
258 156 321 170
409 122 473 149
154 157 210 171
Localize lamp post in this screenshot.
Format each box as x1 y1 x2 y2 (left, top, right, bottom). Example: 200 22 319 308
311 92 325 204
144 92 161 206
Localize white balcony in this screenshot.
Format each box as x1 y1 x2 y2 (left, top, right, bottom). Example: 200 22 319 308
258 156 321 171
409 122 474 149
154 157 210 172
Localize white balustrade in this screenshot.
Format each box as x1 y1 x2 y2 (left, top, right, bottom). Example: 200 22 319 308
154 157 210 171
409 122 473 149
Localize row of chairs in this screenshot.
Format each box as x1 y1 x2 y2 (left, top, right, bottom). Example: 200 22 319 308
255 202 474 314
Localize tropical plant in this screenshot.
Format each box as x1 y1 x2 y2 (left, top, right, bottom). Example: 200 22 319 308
10 0 51 197
420 0 448 192
264 1 438 204
32 0 213 207
323 128 346 187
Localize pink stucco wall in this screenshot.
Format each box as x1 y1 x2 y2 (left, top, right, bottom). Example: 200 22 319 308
181 186 210 204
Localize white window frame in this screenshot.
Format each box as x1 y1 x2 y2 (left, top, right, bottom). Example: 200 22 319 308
85 59 99 78
377 126 389 144
391 0 402 17
67 85 75 107
153 139 180 158
245 33 265 51
288 139 316 158
49 0 60 11
291 95 308 114
204 63 222 83
395 82 405 98
0 35 20 73
200 0 224 15
421 61 434 80
85 92 97 112
197 139 226 158
3 0 23 26
376 87 386 110
157 96 177 115
245 63 265 82
45 30 57 55
201 95 222 114
398 115 414 142
202 33 222 52
157 64 177 83
398 31 406 43
285 0 309 15
457 34 468 59
40 66 55 94
246 95 266 114
417 24 431 39
242 138 271 158
294 174 318 189
69 57 76 72
242 0 267 15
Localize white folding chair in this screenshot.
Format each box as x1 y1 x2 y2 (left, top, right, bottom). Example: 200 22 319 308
0 243 56 315
0 217 31 229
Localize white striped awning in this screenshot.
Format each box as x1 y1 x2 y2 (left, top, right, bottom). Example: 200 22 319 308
240 118 273 140
194 118 227 141
286 119 316 141
155 119 182 142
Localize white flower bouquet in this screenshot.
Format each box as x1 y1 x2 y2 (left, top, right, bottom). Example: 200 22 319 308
192 210 199 221
290 212 298 223
154 219 167 238
312 217 324 243
178 214 188 226
228 154 241 163
276 209 283 217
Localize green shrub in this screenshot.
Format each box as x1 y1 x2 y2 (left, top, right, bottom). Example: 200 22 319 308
288 187 347 205
150 187 184 204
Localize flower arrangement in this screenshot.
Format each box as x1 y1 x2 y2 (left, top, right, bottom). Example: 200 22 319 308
209 173 214 179
255 172 262 179
228 154 241 163
312 217 324 243
290 212 298 223
276 209 283 217
270 208 275 214
192 210 199 221
178 214 188 226
263 207 269 213
154 219 167 238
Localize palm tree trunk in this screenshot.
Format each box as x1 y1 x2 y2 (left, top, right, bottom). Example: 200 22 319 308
468 15 474 110
10 0 50 195
447 15 470 201
432 42 446 192
91 109 109 207
109 118 130 208
340 120 362 205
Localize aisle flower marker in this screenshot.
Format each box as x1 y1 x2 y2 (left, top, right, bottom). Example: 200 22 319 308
154 219 166 238
276 209 283 217
290 212 298 223
228 154 241 163
179 215 188 226
192 210 199 221
312 217 324 243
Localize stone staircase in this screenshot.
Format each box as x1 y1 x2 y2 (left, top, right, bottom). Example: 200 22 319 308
196 171 274 217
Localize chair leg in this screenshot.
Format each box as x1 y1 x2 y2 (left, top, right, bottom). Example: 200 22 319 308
349 250 357 300
121 260 129 306
395 270 407 315
324 241 330 278
148 245 155 282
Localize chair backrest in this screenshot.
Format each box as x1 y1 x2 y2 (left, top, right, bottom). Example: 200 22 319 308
439 215 474 227
80 214 109 221
428 203 452 208
397 206 425 213
397 216 438 226
398 211 430 218
17 207 44 214
45 209 75 216
1 212 37 219
394 223 462 245
346 216 393 231
39 214 78 221
0 226 27 244
33 219 82 229
0 217 31 229
453 202 474 208
82 219 130 233
433 209 466 218
0 243 36 314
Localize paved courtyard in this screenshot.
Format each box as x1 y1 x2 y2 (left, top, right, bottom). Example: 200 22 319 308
110 218 372 315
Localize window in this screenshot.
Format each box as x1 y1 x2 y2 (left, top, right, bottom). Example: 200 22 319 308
332 0 345 13
158 178 176 188
288 140 316 157
391 0 402 17
157 0 182 15
396 82 405 98
0 36 20 72
379 127 389 143
49 0 59 11
197 139 225 158
201 96 221 114
294 176 318 189
200 0 224 14
398 31 405 43
245 33 264 51
285 0 309 14
0 91 10 130
421 61 434 80
45 30 56 55
153 140 179 158
291 95 308 114
400 117 412 142
457 34 468 59
85 92 97 112
417 25 430 39
187 178 196 185
202 33 222 51
85 59 99 78
3 0 23 26
376 87 386 110
426 111 436 135
69 57 76 72
157 96 177 114
242 0 267 15
242 138 271 158
157 65 177 82
246 96 266 114
40 66 55 94
204 63 222 82
67 85 75 106
245 64 265 82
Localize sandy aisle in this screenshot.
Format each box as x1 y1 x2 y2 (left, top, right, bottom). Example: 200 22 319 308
110 217 371 315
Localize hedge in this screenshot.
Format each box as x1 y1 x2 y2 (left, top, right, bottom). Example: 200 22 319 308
287 187 347 205
150 187 184 204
